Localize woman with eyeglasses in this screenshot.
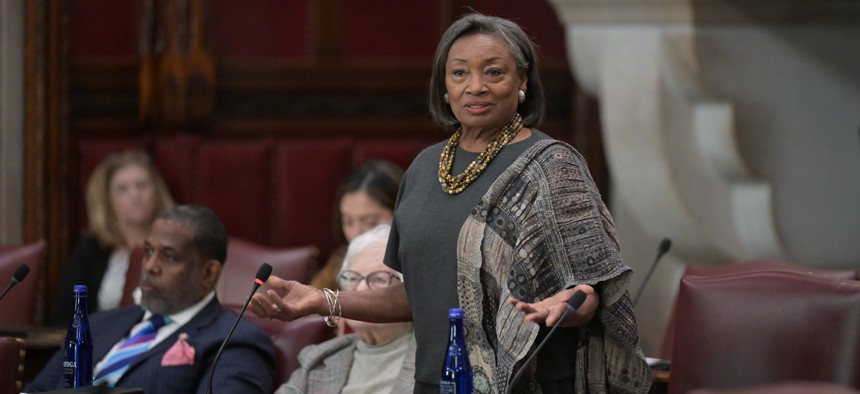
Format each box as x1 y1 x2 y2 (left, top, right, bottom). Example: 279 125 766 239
276 224 415 394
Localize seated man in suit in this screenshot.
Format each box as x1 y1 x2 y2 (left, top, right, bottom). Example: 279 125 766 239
27 204 274 393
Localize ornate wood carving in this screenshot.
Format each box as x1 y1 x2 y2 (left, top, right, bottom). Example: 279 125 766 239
25 0 70 324
140 0 216 128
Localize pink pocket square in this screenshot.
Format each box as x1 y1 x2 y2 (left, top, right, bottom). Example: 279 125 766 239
161 333 196 366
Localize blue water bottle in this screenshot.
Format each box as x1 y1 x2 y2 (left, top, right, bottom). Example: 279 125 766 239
63 284 93 388
440 308 473 393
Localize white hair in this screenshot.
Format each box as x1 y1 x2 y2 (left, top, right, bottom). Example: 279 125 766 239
340 224 401 280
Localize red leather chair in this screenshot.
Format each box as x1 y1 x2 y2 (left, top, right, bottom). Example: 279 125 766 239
690 381 860 394
229 308 335 386
0 336 25 394
660 260 857 358
668 270 860 394
119 246 146 306
0 240 46 326
219 238 328 384
217 238 318 306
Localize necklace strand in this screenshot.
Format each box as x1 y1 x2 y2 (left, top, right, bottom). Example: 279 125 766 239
438 113 524 195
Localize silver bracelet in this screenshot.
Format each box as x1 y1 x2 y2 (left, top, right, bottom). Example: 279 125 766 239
322 288 341 328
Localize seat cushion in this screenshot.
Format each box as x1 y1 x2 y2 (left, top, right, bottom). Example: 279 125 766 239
669 270 860 394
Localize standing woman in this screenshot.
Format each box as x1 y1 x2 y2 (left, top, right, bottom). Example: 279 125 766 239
252 13 651 393
49 150 175 326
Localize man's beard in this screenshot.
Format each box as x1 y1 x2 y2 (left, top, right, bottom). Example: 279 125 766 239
139 272 204 315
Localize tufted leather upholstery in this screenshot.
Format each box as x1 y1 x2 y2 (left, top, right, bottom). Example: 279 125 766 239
217 237 318 306
689 381 860 394
0 336 25 394
219 239 331 387
668 270 860 394
0 240 45 326
660 259 857 359
229 308 334 387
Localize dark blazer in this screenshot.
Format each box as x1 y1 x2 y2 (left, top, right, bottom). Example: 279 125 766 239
50 235 113 327
27 297 275 394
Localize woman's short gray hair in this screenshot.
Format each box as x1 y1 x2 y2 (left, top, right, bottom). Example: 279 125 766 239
340 224 401 280
428 13 545 130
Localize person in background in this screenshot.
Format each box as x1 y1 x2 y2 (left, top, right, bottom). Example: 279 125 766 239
27 204 274 393
50 150 175 326
308 159 403 290
251 13 651 394
278 224 414 393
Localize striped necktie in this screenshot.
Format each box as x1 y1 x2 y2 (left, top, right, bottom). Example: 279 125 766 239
93 315 169 387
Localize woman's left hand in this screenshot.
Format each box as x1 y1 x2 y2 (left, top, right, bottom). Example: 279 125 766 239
508 285 599 327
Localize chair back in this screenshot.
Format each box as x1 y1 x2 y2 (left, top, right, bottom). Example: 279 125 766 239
120 246 146 306
230 306 334 386
0 240 46 325
0 336 25 394
689 381 860 394
660 259 857 358
217 237 318 306
668 270 860 394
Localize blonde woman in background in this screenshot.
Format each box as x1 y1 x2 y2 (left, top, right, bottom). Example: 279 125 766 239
50 150 175 326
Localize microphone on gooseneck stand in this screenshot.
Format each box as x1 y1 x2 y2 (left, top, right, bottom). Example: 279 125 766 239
505 290 588 394
205 263 272 394
632 238 672 308
0 264 30 302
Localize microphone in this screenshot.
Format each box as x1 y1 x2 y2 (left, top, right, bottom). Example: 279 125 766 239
632 238 672 308
505 290 587 394
205 263 272 394
0 264 30 302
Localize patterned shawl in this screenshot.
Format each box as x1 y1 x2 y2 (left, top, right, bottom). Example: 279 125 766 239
456 140 651 393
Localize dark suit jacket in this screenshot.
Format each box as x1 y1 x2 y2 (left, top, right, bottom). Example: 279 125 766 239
50 235 113 327
27 297 274 393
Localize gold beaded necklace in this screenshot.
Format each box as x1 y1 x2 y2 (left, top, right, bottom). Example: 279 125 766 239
438 113 524 195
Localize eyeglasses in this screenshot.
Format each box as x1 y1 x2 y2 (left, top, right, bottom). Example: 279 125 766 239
337 270 401 291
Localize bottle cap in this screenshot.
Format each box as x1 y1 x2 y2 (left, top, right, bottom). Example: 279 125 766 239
448 308 464 318
73 285 88 293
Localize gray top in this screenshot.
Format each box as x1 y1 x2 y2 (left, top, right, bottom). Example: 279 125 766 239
384 129 548 385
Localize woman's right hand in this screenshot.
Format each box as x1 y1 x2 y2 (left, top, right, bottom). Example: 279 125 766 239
249 275 323 321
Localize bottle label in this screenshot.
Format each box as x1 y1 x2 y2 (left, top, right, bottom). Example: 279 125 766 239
63 354 92 388
64 330 93 387
440 381 457 394
63 368 73 383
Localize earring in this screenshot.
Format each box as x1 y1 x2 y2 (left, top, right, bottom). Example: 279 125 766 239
518 90 525 104
444 93 450 104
